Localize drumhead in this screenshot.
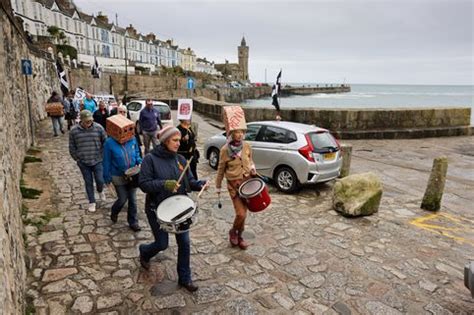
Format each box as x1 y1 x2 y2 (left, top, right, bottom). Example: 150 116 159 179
239 178 264 198
157 195 196 223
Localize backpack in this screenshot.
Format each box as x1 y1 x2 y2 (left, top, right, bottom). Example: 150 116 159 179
67 98 77 119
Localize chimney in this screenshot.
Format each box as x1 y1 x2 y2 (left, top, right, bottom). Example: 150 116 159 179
145 33 156 41
96 12 109 24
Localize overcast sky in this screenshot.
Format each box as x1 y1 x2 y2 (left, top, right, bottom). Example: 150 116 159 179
74 0 473 85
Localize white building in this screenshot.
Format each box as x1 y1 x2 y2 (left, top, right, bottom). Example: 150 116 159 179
196 58 221 76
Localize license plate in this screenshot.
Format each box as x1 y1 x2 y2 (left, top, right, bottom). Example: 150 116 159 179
323 152 336 160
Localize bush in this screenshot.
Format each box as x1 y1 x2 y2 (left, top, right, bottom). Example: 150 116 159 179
56 44 77 60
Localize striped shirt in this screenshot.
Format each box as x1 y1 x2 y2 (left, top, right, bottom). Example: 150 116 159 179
69 122 107 166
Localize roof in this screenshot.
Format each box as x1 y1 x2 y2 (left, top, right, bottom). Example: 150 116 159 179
248 121 327 133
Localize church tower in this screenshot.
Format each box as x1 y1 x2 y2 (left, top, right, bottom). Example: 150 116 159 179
238 36 249 81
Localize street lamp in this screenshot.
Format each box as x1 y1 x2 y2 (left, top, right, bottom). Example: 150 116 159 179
124 33 128 101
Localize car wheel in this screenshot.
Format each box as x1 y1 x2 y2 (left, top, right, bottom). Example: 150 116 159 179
274 166 299 193
208 148 220 170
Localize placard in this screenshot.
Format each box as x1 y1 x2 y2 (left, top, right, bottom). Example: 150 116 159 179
177 99 193 121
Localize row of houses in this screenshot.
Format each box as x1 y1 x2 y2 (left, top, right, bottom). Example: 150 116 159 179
10 0 221 74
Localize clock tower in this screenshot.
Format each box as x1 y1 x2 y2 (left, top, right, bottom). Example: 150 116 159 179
238 36 249 81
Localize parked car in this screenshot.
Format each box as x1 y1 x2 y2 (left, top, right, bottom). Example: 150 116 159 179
93 94 118 112
203 121 342 193
126 100 173 130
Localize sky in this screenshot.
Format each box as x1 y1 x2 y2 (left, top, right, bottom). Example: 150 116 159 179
73 0 473 85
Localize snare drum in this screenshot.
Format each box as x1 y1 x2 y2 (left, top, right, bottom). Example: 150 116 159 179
124 165 140 188
156 195 198 234
238 178 271 213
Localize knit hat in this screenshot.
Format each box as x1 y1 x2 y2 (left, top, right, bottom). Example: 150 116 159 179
158 125 180 143
80 110 93 122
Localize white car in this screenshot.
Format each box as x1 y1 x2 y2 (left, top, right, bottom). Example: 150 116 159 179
126 100 173 130
93 94 118 112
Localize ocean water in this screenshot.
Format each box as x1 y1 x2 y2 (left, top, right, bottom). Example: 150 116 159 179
244 84 474 125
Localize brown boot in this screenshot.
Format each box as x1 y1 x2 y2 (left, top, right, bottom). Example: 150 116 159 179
237 231 249 250
229 228 239 247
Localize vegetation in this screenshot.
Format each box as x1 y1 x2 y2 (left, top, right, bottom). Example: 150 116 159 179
56 44 77 60
24 155 42 163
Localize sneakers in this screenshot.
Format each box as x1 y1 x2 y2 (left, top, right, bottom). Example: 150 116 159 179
88 203 96 212
99 191 107 202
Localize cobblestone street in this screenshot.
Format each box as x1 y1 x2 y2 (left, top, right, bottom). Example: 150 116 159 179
23 112 474 314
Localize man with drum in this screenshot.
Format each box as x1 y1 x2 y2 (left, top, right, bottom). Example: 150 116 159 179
138 125 207 292
103 110 142 232
215 127 257 250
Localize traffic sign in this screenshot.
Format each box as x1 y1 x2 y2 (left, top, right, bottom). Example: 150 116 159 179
187 77 195 90
21 59 32 75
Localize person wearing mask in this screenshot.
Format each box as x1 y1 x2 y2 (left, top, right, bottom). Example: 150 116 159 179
139 99 162 155
138 125 207 292
46 91 65 137
93 100 109 129
103 119 142 232
69 110 107 213
116 105 143 158
215 128 256 250
177 119 199 180
83 93 97 113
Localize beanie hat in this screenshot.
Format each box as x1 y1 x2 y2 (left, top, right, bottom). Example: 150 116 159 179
80 110 93 122
158 125 180 143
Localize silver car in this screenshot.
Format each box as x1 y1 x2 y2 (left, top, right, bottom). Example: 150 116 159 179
204 121 343 193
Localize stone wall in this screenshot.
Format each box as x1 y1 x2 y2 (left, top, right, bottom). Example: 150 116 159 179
0 1 60 313
193 97 472 139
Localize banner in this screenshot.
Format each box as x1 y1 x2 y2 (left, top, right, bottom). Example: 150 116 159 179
74 88 86 101
177 99 193 121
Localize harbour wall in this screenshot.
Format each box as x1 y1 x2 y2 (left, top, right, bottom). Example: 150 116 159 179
192 97 472 139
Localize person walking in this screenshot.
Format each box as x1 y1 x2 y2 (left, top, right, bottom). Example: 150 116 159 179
64 90 79 130
103 124 142 232
215 128 256 250
139 99 162 155
138 125 207 292
69 110 107 212
177 119 199 180
116 105 143 158
46 91 65 137
93 100 109 129
83 93 97 113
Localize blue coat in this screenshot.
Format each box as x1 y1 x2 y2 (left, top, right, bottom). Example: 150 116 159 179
103 137 142 184
139 145 205 210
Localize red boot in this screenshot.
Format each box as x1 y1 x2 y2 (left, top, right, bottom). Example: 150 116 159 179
238 231 249 250
229 228 239 247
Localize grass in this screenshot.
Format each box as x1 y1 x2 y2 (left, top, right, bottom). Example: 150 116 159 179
20 186 42 199
23 156 42 163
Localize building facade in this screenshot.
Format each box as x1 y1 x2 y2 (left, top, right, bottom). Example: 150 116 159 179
215 36 249 81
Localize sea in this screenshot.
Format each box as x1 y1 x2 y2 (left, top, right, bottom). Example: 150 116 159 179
243 84 474 125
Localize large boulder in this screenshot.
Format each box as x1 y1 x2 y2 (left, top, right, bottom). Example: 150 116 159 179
332 172 382 217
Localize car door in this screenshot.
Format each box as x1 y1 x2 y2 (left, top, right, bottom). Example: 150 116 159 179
251 125 287 175
126 102 142 122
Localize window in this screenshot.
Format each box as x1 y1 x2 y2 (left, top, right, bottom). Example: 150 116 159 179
127 102 141 112
308 132 338 152
245 124 261 141
259 126 290 143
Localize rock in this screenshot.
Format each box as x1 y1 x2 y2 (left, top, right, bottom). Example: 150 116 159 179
287 283 305 301
339 143 352 178
194 284 229 304
272 292 295 310
300 298 329 314
435 263 463 279
42 267 78 282
225 297 257 315
267 253 292 265
418 280 438 293
97 293 123 309
38 230 63 244
42 279 82 294
71 296 93 314
299 273 325 289
332 172 382 217
423 302 453 315
154 293 186 309
203 254 231 266
421 157 448 211
332 301 352 315
365 301 402 315
226 279 259 293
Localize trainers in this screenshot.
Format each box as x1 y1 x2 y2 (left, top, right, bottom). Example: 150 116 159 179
99 191 107 202
88 203 96 212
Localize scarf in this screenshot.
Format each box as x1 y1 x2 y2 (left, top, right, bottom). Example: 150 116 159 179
227 139 243 158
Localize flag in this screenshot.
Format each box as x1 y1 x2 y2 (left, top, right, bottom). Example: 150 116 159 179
56 60 69 96
271 70 282 111
91 56 100 78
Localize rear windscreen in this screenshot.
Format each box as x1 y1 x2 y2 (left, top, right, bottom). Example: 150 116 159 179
308 132 338 152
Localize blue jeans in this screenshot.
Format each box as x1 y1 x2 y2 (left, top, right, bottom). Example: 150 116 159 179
77 161 104 203
140 209 192 284
51 116 64 136
112 184 138 226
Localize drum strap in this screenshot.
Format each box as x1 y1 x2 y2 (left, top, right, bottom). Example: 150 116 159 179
171 206 194 221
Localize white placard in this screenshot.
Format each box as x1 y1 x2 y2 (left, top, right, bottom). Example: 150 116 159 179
74 88 86 101
177 99 193 121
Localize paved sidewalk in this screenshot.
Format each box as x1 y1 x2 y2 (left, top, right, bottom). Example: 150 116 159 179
23 113 474 314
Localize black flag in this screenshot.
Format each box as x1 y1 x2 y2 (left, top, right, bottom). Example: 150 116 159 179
91 56 100 78
271 70 282 111
56 60 69 96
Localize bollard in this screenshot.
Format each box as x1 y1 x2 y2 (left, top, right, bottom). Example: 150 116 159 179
421 156 448 211
339 143 352 178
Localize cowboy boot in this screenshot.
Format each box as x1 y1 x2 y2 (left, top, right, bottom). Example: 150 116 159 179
238 230 249 250
229 228 239 246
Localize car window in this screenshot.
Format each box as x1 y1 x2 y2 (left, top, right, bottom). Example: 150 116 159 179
259 126 289 143
308 132 338 152
127 102 141 112
245 124 261 141
154 104 170 114
287 131 297 143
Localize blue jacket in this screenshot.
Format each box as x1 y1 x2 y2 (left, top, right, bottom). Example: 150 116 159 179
139 145 205 210
103 137 142 183
139 107 162 132
83 98 97 113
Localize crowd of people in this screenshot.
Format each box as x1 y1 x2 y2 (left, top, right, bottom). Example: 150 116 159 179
48 90 257 292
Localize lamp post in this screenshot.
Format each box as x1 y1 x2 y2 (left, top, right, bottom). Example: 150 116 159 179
124 34 128 101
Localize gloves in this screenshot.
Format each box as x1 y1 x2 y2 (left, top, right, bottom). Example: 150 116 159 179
164 180 178 192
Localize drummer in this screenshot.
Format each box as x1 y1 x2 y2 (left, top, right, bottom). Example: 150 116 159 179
215 128 256 250
138 125 207 292
103 117 142 232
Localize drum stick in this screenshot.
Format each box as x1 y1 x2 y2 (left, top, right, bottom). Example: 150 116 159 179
197 182 209 199
176 156 193 187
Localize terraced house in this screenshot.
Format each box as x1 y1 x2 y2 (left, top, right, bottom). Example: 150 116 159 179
9 0 196 72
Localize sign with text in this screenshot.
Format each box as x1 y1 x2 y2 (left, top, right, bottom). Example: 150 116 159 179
74 88 86 101
21 59 32 75
177 99 193 121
